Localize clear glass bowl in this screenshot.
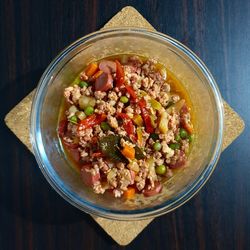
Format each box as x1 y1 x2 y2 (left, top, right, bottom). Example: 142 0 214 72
30 28 224 220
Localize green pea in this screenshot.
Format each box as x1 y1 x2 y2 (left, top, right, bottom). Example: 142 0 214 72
149 133 159 141
101 122 111 131
69 115 78 124
153 142 162 151
180 128 188 139
155 165 166 175
175 134 181 142
169 143 180 150
120 96 129 103
188 134 194 142
84 106 94 116
79 81 88 88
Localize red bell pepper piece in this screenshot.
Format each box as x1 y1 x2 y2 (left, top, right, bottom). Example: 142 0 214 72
117 112 130 119
115 60 125 87
138 99 154 133
91 151 104 158
78 114 107 131
125 84 137 101
117 113 137 141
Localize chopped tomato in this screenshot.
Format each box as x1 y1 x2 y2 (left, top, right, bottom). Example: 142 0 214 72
78 114 107 131
115 60 125 87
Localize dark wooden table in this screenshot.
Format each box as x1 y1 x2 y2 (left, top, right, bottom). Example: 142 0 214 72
1 1 249 249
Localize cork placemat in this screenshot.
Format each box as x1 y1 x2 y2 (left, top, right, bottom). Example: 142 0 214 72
4 6 245 246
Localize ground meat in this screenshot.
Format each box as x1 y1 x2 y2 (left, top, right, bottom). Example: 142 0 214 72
107 115 118 129
59 55 193 199
94 91 106 100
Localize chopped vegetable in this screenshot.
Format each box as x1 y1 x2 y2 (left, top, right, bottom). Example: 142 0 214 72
92 70 103 80
68 105 78 116
100 121 111 131
84 106 94 116
179 128 188 139
115 60 125 87
85 62 98 77
149 133 159 141
125 85 137 100
137 128 143 147
76 111 86 120
120 96 129 103
169 143 180 150
99 135 128 163
127 161 140 172
155 165 166 175
79 95 96 109
78 113 106 131
123 187 136 199
159 66 167 80
69 115 78 124
138 99 154 133
117 113 136 141
159 110 169 134
133 114 143 126
134 145 145 160
187 133 194 142
175 134 181 142
138 90 147 97
182 119 194 134
167 99 185 113
166 101 174 108
79 81 88 88
150 114 157 128
150 99 162 110
121 144 135 160
92 151 104 158
153 142 162 151
71 76 81 86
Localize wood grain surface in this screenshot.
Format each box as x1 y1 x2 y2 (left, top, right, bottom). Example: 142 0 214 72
1 1 249 250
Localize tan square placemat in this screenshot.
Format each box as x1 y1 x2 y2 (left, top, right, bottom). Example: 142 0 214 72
4 6 245 246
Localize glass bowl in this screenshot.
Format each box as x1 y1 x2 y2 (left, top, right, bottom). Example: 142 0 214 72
30 28 224 220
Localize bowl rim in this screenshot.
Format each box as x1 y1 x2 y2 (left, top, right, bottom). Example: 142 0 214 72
30 27 224 220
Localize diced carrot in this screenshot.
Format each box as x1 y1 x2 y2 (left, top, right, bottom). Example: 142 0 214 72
85 62 98 77
121 145 135 160
123 187 136 199
92 70 103 80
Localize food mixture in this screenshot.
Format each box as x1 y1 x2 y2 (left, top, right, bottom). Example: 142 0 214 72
58 55 194 199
